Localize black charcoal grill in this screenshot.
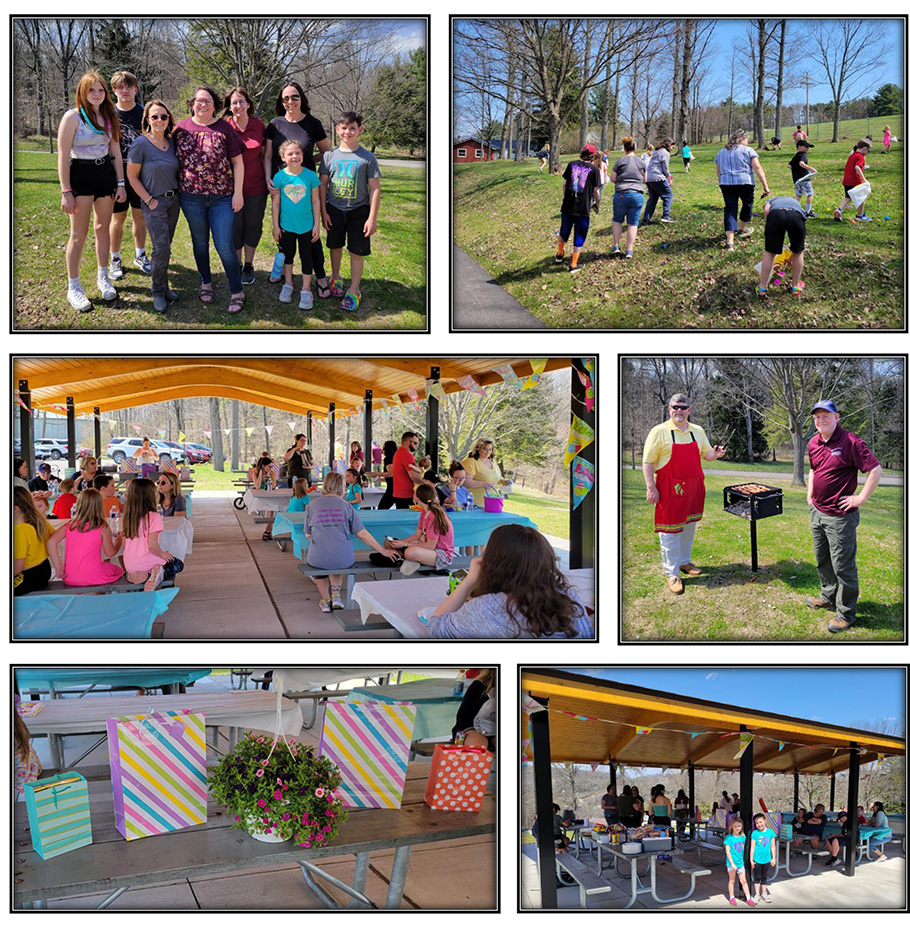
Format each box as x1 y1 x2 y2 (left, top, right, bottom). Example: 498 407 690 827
722 482 784 572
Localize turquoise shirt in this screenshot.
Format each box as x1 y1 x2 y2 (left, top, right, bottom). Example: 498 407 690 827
273 166 320 234
724 833 746 868
751 827 776 864
345 483 363 510
287 494 309 513
682 145 692 159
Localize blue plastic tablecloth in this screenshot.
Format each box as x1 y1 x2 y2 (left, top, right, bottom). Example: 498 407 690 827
272 509 536 560
16 667 211 692
14 589 179 639
347 678 462 741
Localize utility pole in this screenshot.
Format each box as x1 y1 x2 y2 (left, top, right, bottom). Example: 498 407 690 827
801 73 813 138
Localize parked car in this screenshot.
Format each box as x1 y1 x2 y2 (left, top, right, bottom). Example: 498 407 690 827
183 442 213 463
160 440 200 464
107 437 187 465
34 439 70 460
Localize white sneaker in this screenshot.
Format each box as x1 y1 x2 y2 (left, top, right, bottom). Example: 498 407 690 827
66 283 92 312
97 272 117 301
762 891 771 903
399 560 422 576
298 290 314 310
134 253 152 273
279 283 293 303
109 256 124 280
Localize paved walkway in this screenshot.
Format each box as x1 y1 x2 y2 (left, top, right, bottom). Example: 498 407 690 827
623 465 903 486
377 158 425 168
452 247 547 329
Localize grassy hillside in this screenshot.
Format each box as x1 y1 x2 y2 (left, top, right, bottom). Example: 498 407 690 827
454 131 903 329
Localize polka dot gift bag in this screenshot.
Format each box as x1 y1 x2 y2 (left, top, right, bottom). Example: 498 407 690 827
424 745 493 812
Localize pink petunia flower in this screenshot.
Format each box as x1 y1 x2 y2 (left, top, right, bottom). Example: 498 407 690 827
274 790 283 800
282 812 292 821
234 815 242 822
257 799 267 808
256 769 265 777
315 787 325 798
262 758 270 766
256 736 265 743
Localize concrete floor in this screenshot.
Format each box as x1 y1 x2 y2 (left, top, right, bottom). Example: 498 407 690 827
27 675 497 909
520 841 906 910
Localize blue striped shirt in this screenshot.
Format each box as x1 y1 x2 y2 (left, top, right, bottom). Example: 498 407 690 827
714 145 759 185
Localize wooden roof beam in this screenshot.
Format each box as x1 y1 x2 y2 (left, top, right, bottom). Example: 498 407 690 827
605 714 663 760
683 732 740 768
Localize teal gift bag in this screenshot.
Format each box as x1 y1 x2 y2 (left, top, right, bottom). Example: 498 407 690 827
24 771 92 859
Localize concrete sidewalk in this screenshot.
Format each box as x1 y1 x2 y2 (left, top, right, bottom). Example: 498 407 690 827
453 247 547 329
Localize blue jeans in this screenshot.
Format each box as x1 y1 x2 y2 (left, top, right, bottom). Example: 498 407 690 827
179 193 243 293
612 190 644 225
642 180 673 222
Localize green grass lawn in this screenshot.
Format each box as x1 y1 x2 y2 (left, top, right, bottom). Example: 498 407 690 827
502 490 570 539
622 469 903 642
14 150 426 330
454 124 903 328
623 454 903 477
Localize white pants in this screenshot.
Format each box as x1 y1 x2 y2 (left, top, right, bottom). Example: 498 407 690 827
659 522 696 577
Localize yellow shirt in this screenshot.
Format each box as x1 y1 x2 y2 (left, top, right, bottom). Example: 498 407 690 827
463 456 503 505
642 420 712 472
14 522 49 588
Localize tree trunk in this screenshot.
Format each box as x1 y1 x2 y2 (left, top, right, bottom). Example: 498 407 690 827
753 20 768 149
745 407 754 463
231 400 240 472
262 406 269 454
547 118 562 173
790 425 806 486
611 66 620 149
728 67 735 137
629 57 639 142
774 20 786 138
579 28 591 149
678 20 694 145
209 398 224 472
671 22 682 142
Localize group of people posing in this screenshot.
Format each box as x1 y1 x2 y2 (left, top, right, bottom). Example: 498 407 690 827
58 70 381 315
553 127 886 296
14 461 187 596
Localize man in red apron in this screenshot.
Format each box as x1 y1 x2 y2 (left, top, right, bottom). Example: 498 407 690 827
642 394 726 594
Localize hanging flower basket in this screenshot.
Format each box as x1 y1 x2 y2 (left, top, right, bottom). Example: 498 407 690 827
209 733 348 847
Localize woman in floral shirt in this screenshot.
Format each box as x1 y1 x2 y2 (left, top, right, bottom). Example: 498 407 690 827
173 85 246 314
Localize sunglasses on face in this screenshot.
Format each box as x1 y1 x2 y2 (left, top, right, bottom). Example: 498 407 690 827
282 94 300 101
671 405 689 411
149 114 169 121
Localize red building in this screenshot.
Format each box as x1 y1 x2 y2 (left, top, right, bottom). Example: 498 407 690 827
453 137 500 163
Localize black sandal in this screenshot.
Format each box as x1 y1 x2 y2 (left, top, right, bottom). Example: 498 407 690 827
262 530 273 541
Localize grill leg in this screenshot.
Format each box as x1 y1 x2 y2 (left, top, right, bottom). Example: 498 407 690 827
750 520 758 573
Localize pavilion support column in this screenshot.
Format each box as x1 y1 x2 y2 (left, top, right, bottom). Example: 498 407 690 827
793 770 799 812
363 390 373 462
328 404 335 469
66 397 76 470
609 760 616 789
93 407 102 460
530 701 557 909
569 360 594 569
739 725 754 890
688 762 696 823
844 742 860 878
18 380 34 478
425 366 440 472
830 771 836 811
306 411 313 447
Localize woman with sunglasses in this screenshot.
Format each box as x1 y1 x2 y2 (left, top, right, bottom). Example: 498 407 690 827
74 454 99 492
126 100 181 311
173 85 246 314
263 82 331 298
157 471 186 517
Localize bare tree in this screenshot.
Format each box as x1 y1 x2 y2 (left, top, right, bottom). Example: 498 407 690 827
209 397 224 472
773 19 786 139
14 21 48 144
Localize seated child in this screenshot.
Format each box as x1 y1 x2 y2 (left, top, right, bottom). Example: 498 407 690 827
47 488 124 586
51 477 77 519
386 484 454 574
14 703 42 796
287 477 310 512
14 487 53 595
121 478 184 591
93 474 124 518
344 468 363 510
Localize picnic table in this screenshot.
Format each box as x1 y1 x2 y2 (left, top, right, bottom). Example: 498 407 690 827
13 761 495 909
272 509 536 560
15 668 212 698
23 692 304 771
347 678 462 742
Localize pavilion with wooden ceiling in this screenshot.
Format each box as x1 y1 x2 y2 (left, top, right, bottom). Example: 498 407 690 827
523 668 906 905
14 356 595 567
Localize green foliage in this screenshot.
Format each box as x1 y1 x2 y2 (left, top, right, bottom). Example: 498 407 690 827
92 21 159 99
710 399 769 463
209 733 348 846
487 383 560 469
366 48 426 153
871 85 903 118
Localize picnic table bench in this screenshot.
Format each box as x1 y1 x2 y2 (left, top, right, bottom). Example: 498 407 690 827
554 852 611 907
13 762 495 910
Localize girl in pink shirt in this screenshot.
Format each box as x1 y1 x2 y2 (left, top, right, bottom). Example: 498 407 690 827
47 488 124 586
387 484 454 573
121 478 184 590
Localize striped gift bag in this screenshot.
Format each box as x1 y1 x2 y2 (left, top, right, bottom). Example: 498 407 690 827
318 700 417 809
24 771 93 859
107 710 207 841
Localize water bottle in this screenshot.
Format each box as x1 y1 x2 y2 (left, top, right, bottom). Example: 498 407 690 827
52 478 59 496
452 671 466 698
110 508 118 534
270 250 285 281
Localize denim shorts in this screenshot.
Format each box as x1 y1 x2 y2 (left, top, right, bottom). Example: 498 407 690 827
612 189 644 225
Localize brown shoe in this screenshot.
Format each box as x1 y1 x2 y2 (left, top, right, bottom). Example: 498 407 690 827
805 596 836 611
827 615 854 633
679 563 702 576
667 576 684 595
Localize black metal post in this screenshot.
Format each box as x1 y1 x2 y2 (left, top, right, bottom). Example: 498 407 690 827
363 390 373 466
530 702 557 909
328 403 335 469
793 770 799 812
306 411 313 447
830 772 836 811
688 762 696 823
609 760 617 789
844 743 860 877
66 397 76 470
425 366 440 472
739 726 754 890
569 360 595 569
93 407 102 460
750 519 758 572
18 380 34 478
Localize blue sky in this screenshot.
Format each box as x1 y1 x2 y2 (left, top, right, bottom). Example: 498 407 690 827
560 668 905 733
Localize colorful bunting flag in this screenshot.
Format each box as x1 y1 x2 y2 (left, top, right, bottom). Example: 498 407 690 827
203 430 212 439
15 394 32 413
157 428 166 438
733 733 754 760
223 428 232 436
265 425 273 436
425 380 446 403
575 366 595 412
521 694 546 716
286 421 297 432
571 456 594 510
492 364 521 387
379 399 389 409
590 764 598 772
521 358 547 391
244 427 255 437
133 424 143 434
457 374 487 396
178 431 186 444
109 420 118 433
564 414 595 467
778 741 785 751
407 388 421 412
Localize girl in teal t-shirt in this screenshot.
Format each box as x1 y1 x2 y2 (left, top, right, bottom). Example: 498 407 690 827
344 469 363 509
287 477 310 513
750 813 776 902
724 817 756 906
681 141 693 171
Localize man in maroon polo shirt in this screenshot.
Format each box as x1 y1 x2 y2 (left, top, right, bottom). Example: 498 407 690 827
805 400 882 633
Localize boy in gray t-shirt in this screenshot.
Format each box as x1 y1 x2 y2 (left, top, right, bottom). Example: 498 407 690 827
318 110 382 313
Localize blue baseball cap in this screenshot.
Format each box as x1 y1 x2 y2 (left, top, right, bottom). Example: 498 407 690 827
812 400 838 414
